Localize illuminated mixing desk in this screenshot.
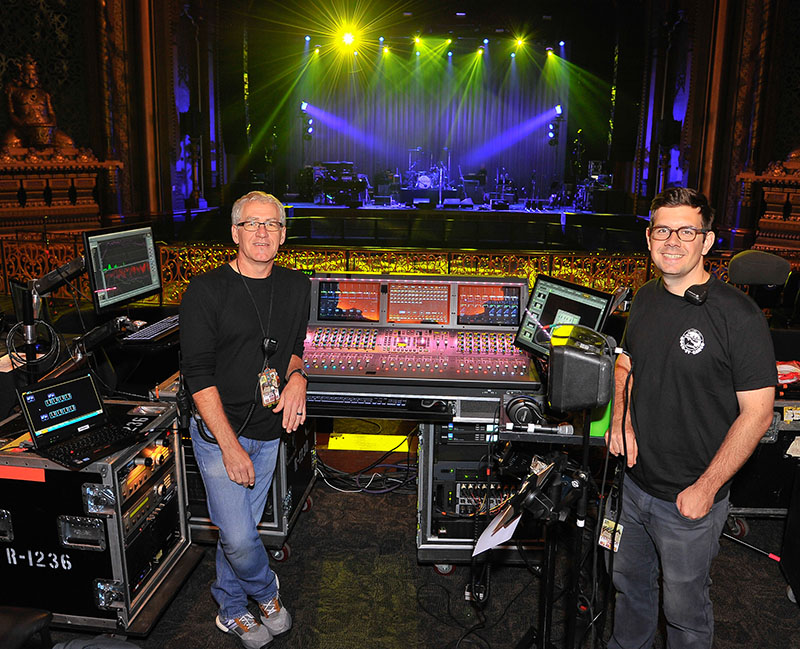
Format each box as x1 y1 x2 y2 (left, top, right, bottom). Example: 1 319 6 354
303 274 541 422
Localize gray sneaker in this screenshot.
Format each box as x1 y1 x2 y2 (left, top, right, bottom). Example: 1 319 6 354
215 612 272 648
257 595 292 636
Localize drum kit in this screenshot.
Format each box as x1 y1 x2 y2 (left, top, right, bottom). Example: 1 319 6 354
404 146 451 190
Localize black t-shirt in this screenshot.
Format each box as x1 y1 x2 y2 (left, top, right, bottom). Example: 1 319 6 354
624 276 776 502
179 264 310 441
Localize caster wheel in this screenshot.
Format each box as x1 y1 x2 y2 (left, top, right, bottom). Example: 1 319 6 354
270 544 291 562
433 563 455 576
301 495 313 512
788 585 796 604
727 516 750 539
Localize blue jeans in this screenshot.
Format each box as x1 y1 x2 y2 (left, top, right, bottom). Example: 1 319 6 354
190 419 280 620
608 477 729 649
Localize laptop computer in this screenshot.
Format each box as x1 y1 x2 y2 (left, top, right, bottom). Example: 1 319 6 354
17 372 150 470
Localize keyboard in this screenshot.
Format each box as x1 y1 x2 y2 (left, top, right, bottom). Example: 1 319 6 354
123 314 180 343
307 394 409 408
41 423 143 469
306 393 452 420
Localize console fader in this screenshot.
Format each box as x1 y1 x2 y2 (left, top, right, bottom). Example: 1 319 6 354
304 275 541 421
305 327 533 382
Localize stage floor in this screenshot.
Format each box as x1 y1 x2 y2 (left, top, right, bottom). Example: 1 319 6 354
282 200 649 252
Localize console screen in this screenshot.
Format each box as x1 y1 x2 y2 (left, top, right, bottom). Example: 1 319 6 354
317 280 381 322
457 284 521 326
387 283 450 325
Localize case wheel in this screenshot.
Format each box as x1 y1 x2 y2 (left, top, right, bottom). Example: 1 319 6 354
726 515 750 539
270 543 291 562
433 563 455 576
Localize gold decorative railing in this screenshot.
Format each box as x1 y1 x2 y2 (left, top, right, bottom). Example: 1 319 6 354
0 238 741 308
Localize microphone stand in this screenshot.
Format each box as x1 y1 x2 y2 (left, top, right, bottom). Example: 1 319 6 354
564 409 593 649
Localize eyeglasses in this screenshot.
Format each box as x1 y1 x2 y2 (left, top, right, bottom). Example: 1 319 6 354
648 225 709 242
236 219 284 232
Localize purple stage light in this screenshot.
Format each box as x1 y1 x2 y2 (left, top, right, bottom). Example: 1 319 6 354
462 110 554 164
302 104 389 153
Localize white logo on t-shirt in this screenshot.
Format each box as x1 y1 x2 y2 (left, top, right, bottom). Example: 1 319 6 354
680 328 705 355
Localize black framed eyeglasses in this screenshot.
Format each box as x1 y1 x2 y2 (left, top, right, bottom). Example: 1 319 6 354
236 219 284 232
648 225 709 242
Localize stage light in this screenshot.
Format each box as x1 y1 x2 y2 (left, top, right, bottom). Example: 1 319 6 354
307 118 313 125
300 101 308 111
315 46 320 54
416 51 420 56
447 51 453 57
304 35 310 42
379 36 384 42
354 50 359 56
559 40 565 47
511 52 516 58
516 39 524 46
478 46 484 54
306 126 314 134
547 49 554 57
342 32 354 45
456 12 466 16
547 131 555 139
483 38 489 44
446 38 452 44
414 36 420 44
548 123 555 130
383 46 389 54
554 104 563 115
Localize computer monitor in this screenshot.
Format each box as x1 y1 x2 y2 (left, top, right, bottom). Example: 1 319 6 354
515 274 613 357
82 224 162 313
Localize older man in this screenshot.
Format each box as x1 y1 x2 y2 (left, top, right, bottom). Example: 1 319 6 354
180 191 310 649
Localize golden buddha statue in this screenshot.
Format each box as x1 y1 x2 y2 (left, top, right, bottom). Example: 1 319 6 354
2 54 75 151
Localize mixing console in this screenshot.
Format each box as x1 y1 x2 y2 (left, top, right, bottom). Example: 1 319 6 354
304 274 541 420
304 325 536 384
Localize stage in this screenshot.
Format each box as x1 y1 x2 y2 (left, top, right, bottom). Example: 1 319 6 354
289 201 648 251
175 199 649 253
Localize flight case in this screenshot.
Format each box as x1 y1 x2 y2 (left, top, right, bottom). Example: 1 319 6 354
0 401 198 633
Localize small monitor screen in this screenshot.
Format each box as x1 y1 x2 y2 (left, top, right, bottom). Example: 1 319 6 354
317 280 381 322
515 275 612 357
83 225 161 313
387 283 450 325
457 284 521 326
19 373 104 448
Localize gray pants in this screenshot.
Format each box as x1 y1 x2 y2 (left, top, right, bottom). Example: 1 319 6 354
608 478 729 649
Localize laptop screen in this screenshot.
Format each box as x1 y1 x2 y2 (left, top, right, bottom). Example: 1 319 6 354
18 374 105 450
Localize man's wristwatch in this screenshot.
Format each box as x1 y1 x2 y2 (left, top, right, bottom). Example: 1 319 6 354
286 367 308 383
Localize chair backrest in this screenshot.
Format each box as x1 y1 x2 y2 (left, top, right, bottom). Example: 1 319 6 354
728 249 791 285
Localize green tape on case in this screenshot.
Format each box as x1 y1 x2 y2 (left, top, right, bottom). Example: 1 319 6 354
590 400 612 438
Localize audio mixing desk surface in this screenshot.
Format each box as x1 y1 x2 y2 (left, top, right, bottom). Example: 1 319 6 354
303 274 541 422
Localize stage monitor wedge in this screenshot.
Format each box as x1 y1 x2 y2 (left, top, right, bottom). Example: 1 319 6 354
83 224 162 314
515 274 613 358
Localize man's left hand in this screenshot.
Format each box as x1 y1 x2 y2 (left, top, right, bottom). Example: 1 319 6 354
274 374 306 433
676 482 715 520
